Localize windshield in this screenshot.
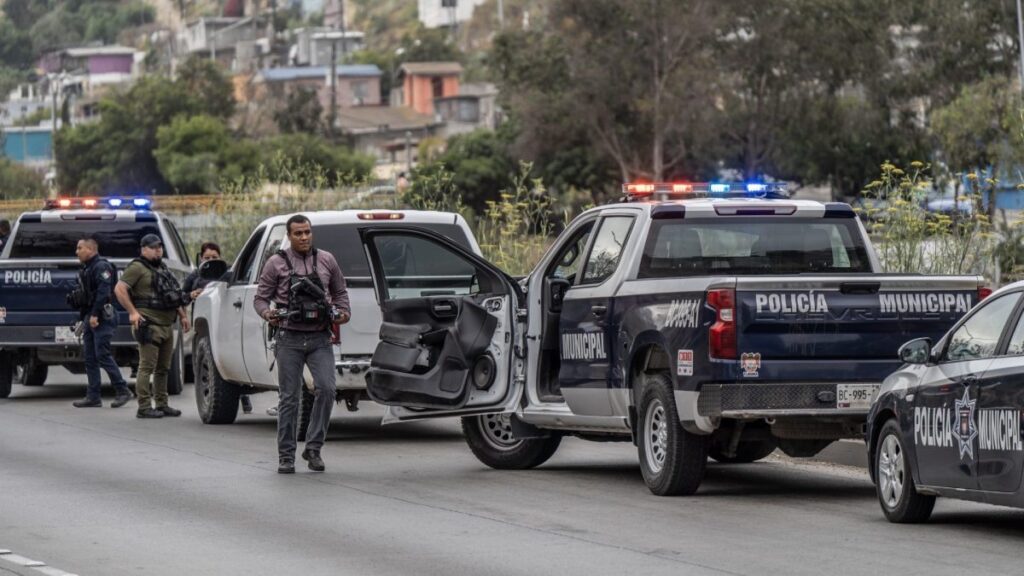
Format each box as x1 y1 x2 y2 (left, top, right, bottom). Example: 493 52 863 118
313 222 472 278
639 217 872 277
8 221 162 259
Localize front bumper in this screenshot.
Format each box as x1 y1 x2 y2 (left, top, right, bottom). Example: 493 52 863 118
697 382 879 419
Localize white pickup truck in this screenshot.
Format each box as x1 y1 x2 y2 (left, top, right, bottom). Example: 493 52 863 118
190 210 481 430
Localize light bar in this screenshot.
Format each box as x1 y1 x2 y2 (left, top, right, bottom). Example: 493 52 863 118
357 212 404 220
44 196 153 210
621 182 789 201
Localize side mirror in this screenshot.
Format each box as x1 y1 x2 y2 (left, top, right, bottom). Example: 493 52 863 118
898 337 933 365
199 259 229 282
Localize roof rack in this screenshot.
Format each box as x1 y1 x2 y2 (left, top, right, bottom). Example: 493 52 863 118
621 182 790 202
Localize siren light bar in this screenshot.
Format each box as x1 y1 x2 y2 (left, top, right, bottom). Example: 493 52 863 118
622 182 789 201
44 196 153 210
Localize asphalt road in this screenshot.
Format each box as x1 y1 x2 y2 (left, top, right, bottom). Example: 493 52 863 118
3 371 1024 576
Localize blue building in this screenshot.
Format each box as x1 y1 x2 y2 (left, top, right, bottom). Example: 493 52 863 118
1 127 53 169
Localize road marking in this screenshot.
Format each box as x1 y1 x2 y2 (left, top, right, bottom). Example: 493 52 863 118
0 549 79 576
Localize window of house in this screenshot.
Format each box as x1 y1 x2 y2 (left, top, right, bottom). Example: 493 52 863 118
352 81 367 104
432 77 444 99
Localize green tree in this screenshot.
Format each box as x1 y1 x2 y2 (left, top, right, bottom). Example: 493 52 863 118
262 133 375 185
273 87 324 134
2 0 48 30
415 128 517 212
0 157 45 199
154 115 231 194
176 56 236 120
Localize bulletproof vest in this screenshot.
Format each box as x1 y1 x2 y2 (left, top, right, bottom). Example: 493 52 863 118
133 257 185 310
278 249 329 325
67 259 102 310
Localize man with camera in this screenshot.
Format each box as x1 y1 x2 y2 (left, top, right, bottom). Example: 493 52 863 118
69 237 133 408
114 234 190 419
254 215 350 474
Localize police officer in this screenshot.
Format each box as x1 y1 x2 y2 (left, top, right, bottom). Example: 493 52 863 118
114 234 190 419
70 237 133 408
254 215 350 474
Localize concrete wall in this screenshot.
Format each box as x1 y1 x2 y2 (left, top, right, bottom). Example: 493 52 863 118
88 55 133 75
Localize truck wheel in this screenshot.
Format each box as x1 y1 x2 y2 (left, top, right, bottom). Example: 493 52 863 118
23 358 47 387
637 373 708 496
194 335 239 424
709 438 777 464
875 419 934 523
462 414 562 470
297 386 314 442
0 353 13 399
167 335 184 396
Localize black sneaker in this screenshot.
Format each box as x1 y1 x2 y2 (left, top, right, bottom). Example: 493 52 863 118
136 408 165 419
111 390 134 408
302 449 325 472
278 459 295 474
73 398 102 408
241 395 253 414
157 405 182 417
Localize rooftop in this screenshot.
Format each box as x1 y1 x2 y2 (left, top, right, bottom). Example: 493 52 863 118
398 62 464 76
336 106 439 133
258 65 383 82
63 46 138 58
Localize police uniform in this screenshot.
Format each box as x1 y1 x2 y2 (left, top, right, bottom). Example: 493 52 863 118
119 235 183 417
74 253 132 406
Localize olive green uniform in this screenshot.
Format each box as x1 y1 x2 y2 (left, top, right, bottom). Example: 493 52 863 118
121 260 178 410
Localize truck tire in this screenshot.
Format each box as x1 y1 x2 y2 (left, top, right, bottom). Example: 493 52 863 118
709 438 777 464
194 335 240 424
23 358 47 387
462 414 562 470
637 372 708 496
875 419 934 523
296 386 314 442
167 335 184 396
0 352 13 399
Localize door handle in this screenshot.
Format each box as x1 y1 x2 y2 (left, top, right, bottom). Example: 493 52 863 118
591 305 607 317
233 300 243 309
431 300 457 317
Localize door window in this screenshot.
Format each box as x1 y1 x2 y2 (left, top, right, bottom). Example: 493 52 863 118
371 234 479 301
581 216 634 285
259 224 287 273
945 292 1022 362
233 226 266 285
1003 296 1024 356
547 220 596 284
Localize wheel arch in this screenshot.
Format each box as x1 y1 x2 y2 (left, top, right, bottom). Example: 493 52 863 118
625 334 673 439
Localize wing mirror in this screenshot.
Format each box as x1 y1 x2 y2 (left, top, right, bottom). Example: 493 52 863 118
898 337 933 365
198 259 230 282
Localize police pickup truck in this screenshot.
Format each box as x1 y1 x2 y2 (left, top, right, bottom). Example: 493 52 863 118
357 182 988 496
0 197 193 399
190 210 481 430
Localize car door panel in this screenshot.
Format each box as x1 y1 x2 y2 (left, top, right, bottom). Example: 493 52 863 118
976 295 1024 493
359 227 521 420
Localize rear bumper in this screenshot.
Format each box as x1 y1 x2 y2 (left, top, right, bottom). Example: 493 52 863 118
697 382 879 419
335 357 371 390
0 325 135 349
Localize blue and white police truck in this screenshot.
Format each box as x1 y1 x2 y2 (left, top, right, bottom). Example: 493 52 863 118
0 197 193 398
356 182 988 496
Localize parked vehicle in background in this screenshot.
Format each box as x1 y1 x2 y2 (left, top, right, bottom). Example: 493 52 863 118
0 197 193 398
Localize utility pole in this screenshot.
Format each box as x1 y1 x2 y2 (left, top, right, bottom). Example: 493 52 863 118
497 0 504 29
1017 0 1024 93
329 39 337 138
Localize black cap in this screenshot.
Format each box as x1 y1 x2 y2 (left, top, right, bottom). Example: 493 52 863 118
140 234 163 248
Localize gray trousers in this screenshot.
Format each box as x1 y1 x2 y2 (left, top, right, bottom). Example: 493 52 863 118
275 329 335 460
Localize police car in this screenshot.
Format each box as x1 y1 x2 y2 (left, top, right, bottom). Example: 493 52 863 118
868 280 1024 522
0 197 193 398
357 183 987 496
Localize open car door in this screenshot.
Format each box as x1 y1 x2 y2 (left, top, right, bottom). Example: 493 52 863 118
359 227 524 422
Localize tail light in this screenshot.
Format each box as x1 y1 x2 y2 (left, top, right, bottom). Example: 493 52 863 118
357 212 404 220
978 286 993 301
707 288 737 359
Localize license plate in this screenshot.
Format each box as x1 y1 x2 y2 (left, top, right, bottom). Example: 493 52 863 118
836 383 878 410
54 325 77 344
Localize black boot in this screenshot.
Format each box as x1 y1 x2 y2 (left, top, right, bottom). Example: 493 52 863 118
137 408 165 419
111 389 134 408
157 405 181 417
278 458 295 474
302 449 325 472
73 397 102 408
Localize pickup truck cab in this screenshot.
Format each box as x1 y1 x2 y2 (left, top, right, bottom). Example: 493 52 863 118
190 209 481 428
0 197 193 398
358 183 987 496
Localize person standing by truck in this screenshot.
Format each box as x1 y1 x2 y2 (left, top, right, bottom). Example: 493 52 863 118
254 215 350 474
69 237 134 409
114 234 190 419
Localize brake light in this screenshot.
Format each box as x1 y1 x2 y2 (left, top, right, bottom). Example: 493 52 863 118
707 288 737 359
979 286 993 301
357 212 404 220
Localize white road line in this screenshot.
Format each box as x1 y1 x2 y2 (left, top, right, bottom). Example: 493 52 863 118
0 549 79 576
